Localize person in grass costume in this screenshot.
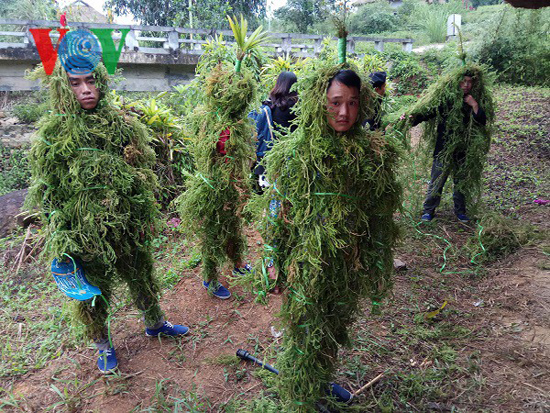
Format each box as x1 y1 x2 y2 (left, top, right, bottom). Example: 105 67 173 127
25 62 189 373
176 16 269 299
259 38 402 410
401 64 494 222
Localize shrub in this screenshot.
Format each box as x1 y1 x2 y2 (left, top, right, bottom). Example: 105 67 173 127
129 95 195 207
385 51 430 96
12 101 49 124
349 1 400 35
0 144 30 196
470 6 550 86
410 0 466 44
384 94 418 125
419 42 464 76
470 0 502 8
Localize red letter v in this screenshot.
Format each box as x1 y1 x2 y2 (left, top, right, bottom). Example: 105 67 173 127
29 28 69 75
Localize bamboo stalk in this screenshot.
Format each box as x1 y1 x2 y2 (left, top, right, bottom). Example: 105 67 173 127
353 372 384 396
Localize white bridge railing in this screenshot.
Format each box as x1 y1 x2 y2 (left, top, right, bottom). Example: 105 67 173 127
0 19 414 57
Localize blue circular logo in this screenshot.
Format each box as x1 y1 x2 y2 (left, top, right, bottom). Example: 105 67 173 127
58 29 102 75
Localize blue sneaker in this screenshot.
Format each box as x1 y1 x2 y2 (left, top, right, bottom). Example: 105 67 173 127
146 321 189 337
328 382 354 404
456 213 470 223
232 263 252 276
202 280 231 299
421 213 433 222
97 347 118 373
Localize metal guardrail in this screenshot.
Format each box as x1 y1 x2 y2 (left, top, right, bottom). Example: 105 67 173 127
0 18 414 57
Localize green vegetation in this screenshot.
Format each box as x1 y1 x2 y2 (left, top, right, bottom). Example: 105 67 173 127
121 93 195 207
470 6 550 86
0 144 30 196
0 84 548 411
0 263 83 378
398 64 495 214
0 0 56 21
12 101 49 124
467 213 533 264
104 0 266 28
175 17 262 287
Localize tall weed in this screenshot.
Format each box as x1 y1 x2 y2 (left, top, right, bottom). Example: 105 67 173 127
470 6 550 86
411 0 466 43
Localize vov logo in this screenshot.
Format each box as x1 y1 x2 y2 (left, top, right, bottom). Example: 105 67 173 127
29 26 130 75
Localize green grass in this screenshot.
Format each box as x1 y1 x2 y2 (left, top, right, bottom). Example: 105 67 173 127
128 379 212 412
0 268 84 379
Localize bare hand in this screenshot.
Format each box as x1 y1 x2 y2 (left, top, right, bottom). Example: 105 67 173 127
464 95 479 114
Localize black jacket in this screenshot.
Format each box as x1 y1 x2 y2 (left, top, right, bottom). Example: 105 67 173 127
412 100 486 157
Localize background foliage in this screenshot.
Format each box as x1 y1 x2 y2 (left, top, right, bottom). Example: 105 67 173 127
104 0 266 28
470 6 550 87
0 144 30 196
0 0 56 20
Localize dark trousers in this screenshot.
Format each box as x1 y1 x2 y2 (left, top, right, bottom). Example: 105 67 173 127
423 158 466 215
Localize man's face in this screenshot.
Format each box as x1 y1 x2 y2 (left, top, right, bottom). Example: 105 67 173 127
326 81 360 133
68 74 99 110
374 83 386 97
459 76 473 96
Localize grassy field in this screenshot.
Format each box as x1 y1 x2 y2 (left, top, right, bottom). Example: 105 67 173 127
0 85 548 412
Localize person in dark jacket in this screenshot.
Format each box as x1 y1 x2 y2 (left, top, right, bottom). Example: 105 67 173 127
250 71 298 192
364 71 386 131
407 66 494 223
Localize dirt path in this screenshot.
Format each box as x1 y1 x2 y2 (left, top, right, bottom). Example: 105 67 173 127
7 269 284 411
3 224 549 412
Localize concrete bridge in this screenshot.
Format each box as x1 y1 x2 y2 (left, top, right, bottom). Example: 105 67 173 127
0 19 414 92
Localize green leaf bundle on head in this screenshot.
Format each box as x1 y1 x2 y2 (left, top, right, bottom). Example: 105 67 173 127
25 62 163 336
227 14 270 74
401 64 495 209
176 16 263 286
260 60 401 410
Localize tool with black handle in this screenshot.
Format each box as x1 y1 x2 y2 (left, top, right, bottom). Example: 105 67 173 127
236 349 353 405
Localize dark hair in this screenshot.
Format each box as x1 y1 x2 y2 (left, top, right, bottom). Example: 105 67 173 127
327 69 361 91
369 71 387 88
268 71 298 111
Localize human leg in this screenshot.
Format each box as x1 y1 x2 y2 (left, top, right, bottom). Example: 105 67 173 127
452 184 469 221
452 188 467 216
117 247 164 328
422 158 449 216
200 246 231 299
72 259 118 371
118 247 190 335
73 259 112 345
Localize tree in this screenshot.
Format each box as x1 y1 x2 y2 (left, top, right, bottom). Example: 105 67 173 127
105 0 266 28
348 1 399 34
274 0 329 33
0 0 57 20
